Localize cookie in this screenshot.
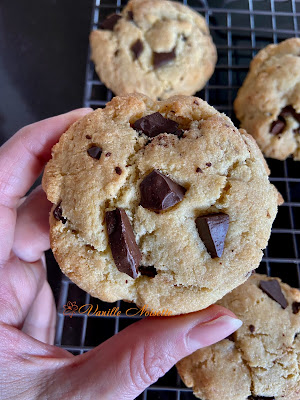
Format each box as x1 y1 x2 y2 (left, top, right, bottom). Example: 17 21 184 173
42 93 279 315
234 38 300 161
90 0 217 100
177 273 300 400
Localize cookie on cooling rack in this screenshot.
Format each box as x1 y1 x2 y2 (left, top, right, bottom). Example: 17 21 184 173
42 93 279 315
234 38 300 161
89 0 217 100
177 273 300 400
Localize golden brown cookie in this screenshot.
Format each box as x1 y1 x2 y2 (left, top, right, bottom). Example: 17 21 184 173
177 273 300 400
234 38 300 161
42 94 279 315
90 0 217 100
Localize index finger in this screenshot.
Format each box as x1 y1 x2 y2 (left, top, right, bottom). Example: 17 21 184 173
0 108 92 209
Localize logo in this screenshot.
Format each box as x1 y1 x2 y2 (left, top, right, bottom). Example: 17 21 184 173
63 301 78 318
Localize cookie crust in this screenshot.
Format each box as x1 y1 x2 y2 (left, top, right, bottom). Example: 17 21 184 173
90 0 217 100
43 94 279 315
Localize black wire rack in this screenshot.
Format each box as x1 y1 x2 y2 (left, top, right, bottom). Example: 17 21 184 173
54 1 300 399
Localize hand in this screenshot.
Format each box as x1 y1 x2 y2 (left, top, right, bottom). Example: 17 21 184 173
0 110 242 400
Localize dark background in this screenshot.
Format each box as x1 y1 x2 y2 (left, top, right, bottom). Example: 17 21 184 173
0 0 93 302
0 0 93 143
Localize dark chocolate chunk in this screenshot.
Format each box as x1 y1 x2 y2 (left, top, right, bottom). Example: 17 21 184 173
248 396 275 400
280 105 300 123
249 324 255 333
153 48 176 69
99 14 122 31
87 146 102 160
196 213 229 258
294 127 300 135
270 117 285 135
292 301 300 314
131 39 143 60
106 208 141 279
139 265 157 278
206 162 212 167
127 11 134 20
133 112 179 137
106 152 111 157
226 333 235 342
53 203 67 224
174 129 184 138
196 167 203 173
140 169 186 212
259 280 288 309
86 135 92 139
115 167 122 175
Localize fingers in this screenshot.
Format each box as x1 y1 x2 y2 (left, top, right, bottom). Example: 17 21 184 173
55 305 242 400
22 280 56 345
0 108 92 209
0 108 92 266
13 185 51 263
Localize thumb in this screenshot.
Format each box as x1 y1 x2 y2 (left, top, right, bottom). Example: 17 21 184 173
54 305 242 400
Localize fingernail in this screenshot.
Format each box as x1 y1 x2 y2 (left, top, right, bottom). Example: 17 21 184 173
187 315 243 352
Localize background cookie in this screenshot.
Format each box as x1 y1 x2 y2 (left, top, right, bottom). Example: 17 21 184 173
177 273 300 400
90 0 217 100
43 93 279 315
234 38 300 161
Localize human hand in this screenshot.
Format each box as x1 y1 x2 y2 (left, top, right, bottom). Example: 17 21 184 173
0 110 242 400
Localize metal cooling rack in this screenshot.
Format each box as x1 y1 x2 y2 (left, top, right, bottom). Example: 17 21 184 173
55 1 300 399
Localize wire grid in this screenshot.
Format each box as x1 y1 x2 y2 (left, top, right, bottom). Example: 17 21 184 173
55 1 300 399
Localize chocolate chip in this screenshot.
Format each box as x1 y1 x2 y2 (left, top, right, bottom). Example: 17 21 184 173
259 280 288 309
294 127 300 135
131 39 143 60
139 265 157 278
105 208 141 279
195 213 229 258
280 105 300 123
153 48 176 69
86 135 92 139
292 301 300 314
133 112 179 138
206 162 212 167
127 11 134 21
106 152 111 157
270 117 286 135
249 324 255 333
226 333 235 342
87 146 102 160
115 167 122 175
196 167 203 173
248 396 275 400
140 169 186 212
99 14 122 31
53 203 67 224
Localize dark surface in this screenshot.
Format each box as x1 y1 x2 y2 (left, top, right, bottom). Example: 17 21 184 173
0 0 93 304
0 0 93 143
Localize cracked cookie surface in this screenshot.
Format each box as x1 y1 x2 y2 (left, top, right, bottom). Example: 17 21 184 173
177 274 300 400
42 94 279 315
234 38 300 161
90 0 217 100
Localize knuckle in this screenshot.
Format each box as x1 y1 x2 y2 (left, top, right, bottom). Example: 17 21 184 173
129 342 177 391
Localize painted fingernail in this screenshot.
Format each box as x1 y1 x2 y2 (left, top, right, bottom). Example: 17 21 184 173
187 315 243 352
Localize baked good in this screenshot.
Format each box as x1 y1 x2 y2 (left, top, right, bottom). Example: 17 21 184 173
177 273 300 400
90 0 217 100
234 38 300 161
42 93 279 315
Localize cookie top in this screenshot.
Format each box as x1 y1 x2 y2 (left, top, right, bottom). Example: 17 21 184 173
42 93 279 315
234 38 300 161
177 274 300 400
90 0 217 100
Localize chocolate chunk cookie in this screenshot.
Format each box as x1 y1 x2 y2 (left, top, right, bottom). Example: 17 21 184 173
234 38 300 161
177 274 300 400
90 0 217 100
42 93 279 315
